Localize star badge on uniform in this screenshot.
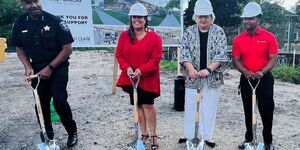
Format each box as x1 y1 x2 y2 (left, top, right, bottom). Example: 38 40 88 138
44 25 50 31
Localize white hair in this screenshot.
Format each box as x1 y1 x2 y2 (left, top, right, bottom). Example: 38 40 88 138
192 13 215 23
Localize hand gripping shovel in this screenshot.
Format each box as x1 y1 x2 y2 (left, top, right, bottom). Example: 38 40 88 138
245 79 264 150
127 76 145 150
186 78 205 150
25 74 61 150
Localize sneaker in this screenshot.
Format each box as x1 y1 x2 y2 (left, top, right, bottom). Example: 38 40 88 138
178 137 187 143
67 132 78 147
265 143 274 150
238 140 251 149
205 139 216 148
40 131 54 143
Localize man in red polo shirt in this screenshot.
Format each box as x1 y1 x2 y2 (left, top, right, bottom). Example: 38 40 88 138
232 2 278 150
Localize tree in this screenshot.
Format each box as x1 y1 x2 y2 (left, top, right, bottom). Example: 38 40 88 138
166 0 180 9
260 2 286 25
103 0 118 5
296 0 300 15
183 0 248 27
0 0 23 42
260 1 288 48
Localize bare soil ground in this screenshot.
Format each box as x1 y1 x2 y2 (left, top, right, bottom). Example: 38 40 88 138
0 51 299 150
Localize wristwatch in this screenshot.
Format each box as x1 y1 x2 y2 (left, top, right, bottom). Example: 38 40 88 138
206 67 212 73
48 64 54 69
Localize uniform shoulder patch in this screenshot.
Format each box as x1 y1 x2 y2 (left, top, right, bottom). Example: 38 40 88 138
59 21 70 31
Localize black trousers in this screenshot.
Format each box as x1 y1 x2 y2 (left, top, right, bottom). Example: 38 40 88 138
240 73 274 144
32 63 77 137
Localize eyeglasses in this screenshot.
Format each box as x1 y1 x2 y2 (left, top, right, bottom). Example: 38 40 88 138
132 16 144 19
197 15 210 20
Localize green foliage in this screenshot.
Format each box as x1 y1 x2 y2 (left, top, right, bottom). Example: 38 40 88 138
183 0 247 27
212 0 245 27
259 2 287 48
166 0 180 9
0 24 13 41
0 0 23 40
156 7 167 17
183 0 196 27
101 47 115 53
160 60 177 72
272 66 300 84
297 2 300 15
103 0 118 5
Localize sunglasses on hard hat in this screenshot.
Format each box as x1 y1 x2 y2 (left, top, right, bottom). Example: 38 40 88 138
132 16 144 19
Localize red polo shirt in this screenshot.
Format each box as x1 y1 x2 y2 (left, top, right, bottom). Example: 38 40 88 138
232 27 279 72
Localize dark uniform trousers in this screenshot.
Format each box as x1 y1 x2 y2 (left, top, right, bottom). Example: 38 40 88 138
32 62 77 137
240 72 274 144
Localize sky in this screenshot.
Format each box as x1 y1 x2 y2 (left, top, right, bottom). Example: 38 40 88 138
282 0 298 11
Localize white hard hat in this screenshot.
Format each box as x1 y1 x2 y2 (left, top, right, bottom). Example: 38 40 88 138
241 2 262 18
194 0 213 16
128 3 148 16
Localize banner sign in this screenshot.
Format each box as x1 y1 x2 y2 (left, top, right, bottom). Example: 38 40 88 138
42 0 94 47
42 0 183 47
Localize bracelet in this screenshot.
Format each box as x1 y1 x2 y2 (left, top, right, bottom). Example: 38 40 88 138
260 69 265 75
48 64 54 69
206 67 212 73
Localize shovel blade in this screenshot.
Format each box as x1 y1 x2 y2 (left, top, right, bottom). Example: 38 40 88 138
137 140 145 150
196 140 205 150
245 143 254 150
186 140 204 150
37 142 61 150
186 141 194 150
127 140 145 150
256 143 264 150
37 143 50 150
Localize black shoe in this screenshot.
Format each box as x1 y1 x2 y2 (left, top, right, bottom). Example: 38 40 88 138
40 131 54 143
67 132 78 147
238 140 252 149
265 143 274 150
205 140 216 148
178 138 187 143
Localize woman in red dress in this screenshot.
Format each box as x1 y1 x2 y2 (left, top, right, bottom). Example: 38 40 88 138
115 3 162 149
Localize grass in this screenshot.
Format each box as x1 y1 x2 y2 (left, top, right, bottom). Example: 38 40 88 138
160 60 177 72
272 65 300 84
92 10 103 24
104 10 129 24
